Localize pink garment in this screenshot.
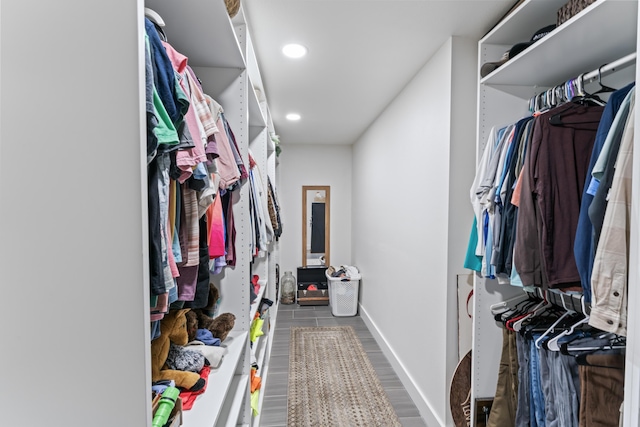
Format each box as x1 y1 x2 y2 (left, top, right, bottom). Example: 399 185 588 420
208 192 226 259
162 41 207 183
205 95 240 189
150 293 169 321
185 67 218 137
225 192 236 266
213 116 241 189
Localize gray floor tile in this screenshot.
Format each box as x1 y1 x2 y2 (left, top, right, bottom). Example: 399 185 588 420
359 336 382 352
269 355 289 373
400 416 429 427
372 365 405 389
263 371 289 397
292 309 333 319
366 351 394 370
385 388 422 418
274 318 317 330
311 305 333 314
270 341 291 358
275 309 294 319
259 394 288 426
315 317 369 331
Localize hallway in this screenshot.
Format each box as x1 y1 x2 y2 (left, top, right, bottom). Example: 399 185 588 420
259 304 428 427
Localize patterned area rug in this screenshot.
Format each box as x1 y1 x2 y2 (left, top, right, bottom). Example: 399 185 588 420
287 326 402 427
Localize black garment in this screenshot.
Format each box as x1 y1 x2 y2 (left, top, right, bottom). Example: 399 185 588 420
148 157 166 296
184 215 211 309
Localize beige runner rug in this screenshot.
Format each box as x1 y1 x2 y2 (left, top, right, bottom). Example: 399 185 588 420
287 326 402 427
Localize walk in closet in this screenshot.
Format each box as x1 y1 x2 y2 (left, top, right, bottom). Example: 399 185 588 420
143 1 281 425
471 0 640 425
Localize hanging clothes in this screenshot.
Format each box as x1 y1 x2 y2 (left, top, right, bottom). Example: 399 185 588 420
589 97 635 336
143 23 245 310
513 101 604 289
573 82 635 302
207 96 242 190
267 176 283 239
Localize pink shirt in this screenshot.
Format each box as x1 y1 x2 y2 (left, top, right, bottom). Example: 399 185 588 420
162 41 207 183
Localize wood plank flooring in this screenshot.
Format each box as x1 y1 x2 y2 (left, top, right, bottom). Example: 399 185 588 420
258 303 428 427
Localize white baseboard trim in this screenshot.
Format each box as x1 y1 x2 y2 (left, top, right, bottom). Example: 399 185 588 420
359 303 443 427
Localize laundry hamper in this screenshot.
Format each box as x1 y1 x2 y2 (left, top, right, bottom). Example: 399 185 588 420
326 271 361 317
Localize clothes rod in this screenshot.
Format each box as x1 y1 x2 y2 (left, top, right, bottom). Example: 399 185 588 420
582 52 636 84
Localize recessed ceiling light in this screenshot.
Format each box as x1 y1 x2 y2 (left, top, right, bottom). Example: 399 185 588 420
282 44 307 58
286 113 301 121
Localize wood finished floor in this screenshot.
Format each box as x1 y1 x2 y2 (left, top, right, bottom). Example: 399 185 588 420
258 303 428 427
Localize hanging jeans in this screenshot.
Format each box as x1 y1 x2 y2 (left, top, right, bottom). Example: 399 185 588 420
529 334 546 426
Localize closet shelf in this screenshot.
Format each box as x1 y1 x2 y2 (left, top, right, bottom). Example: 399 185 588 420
249 76 267 130
481 0 567 45
181 331 249 427
249 279 268 322
253 325 269 367
220 374 250 427
481 0 637 95
251 309 270 360
266 131 276 154
145 0 245 69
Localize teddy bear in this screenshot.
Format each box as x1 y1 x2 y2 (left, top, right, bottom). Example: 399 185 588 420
196 311 236 342
186 282 236 343
151 309 205 391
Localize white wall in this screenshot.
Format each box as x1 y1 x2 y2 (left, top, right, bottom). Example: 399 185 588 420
0 1 151 425
447 37 481 377
352 37 477 426
277 144 352 279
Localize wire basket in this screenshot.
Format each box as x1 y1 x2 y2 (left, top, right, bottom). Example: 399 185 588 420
557 0 596 27
225 0 240 18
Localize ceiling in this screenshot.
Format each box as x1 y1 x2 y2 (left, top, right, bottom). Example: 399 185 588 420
242 0 517 146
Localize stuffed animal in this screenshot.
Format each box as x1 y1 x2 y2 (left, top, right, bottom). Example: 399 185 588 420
185 310 199 343
151 309 205 391
166 342 206 373
196 311 236 342
202 282 220 317
189 282 236 343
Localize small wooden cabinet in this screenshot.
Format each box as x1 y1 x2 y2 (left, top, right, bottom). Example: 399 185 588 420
297 266 329 305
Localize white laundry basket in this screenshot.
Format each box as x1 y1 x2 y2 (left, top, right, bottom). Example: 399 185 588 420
326 270 361 317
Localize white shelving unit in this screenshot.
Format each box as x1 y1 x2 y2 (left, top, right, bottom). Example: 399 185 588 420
220 374 251 427
181 331 249 427
143 0 280 425
473 0 639 425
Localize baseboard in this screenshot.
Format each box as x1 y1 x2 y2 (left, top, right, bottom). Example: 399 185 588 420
359 303 444 427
